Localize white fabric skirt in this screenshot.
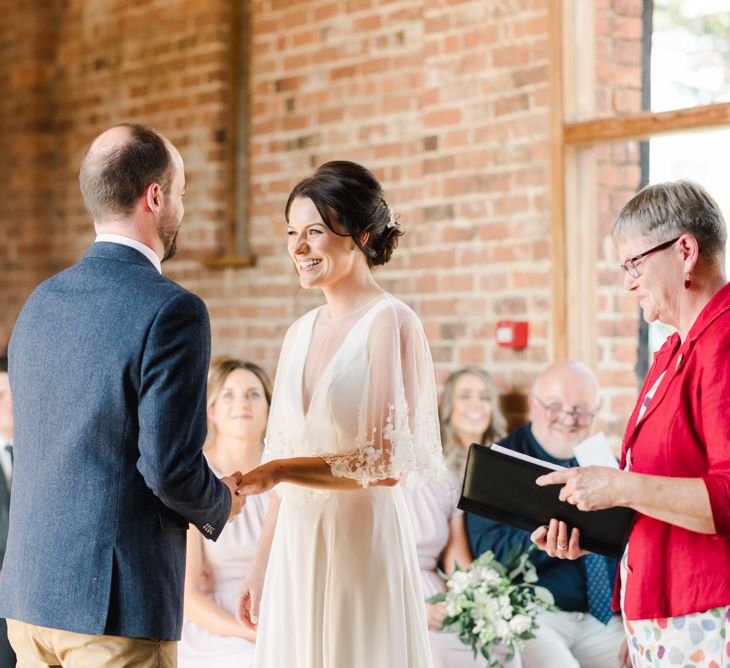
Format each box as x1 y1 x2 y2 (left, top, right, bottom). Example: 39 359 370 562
254 485 433 668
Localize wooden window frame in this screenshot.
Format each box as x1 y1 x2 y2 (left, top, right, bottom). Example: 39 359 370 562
550 0 730 362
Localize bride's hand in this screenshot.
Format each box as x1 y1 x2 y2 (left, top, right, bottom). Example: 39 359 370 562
236 567 266 630
238 462 281 496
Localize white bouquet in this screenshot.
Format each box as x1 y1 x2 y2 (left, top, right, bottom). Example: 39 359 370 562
428 549 554 667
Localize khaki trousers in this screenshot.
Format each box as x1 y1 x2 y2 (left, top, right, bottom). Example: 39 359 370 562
7 619 177 668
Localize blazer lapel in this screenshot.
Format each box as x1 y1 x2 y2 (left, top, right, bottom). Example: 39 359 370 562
621 334 679 463
623 282 730 458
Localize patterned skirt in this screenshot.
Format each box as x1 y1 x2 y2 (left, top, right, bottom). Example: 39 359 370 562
620 549 730 667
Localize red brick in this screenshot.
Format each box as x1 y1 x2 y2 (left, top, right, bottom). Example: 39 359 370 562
0 0 646 448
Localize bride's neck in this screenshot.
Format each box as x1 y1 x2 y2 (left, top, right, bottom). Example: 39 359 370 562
322 271 383 319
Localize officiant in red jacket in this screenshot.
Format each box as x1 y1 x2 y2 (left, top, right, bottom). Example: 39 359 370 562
534 180 730 668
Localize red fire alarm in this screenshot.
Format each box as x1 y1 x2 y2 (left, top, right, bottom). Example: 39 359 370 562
496 320 529 349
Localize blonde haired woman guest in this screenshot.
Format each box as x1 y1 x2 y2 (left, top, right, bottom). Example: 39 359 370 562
402 471 522 668
440 366 507 479
178 358 271 668
403 367 519 667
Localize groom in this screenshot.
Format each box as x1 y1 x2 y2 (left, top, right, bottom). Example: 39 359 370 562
0 123 245 666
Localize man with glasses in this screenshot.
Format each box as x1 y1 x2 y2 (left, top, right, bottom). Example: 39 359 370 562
465 361 629 668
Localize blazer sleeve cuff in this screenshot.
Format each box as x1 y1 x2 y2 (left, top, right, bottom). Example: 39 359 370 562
197 483 232 542
703 475 730 536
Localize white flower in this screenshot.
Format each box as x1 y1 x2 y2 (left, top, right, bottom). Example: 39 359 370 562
482 568 501 587
509 614 533 634
447 570 470 594
493 619 510 638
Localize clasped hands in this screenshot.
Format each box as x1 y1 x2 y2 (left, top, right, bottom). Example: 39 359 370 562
222 462 280 521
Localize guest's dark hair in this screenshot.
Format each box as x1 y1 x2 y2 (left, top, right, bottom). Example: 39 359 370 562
285 160 404 267
79 122 174 221
0 353 7 374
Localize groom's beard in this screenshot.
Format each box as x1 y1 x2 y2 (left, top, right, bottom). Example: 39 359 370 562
161 232 178 262
159 209 180 263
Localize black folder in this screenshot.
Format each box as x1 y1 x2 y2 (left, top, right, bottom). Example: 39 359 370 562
458 443 635 559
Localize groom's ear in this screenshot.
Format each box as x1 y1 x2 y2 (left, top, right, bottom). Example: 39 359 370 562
144 182 163 215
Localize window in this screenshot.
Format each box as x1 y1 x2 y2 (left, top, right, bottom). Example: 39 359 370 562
553 0 730 439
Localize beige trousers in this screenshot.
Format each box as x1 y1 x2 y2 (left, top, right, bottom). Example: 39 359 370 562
7 619 177 668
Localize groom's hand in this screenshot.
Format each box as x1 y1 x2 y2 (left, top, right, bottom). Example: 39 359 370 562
221 472 246 521
237 462 280 497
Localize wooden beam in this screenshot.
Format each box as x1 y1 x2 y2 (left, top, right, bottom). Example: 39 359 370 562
564 102 730 146
549 0 567 361
206 0 254 269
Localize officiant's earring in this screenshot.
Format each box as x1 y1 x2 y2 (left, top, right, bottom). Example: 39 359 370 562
684 273 691 289
353 248 359 255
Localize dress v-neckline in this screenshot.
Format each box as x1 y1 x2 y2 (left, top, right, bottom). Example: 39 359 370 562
297 294 388 419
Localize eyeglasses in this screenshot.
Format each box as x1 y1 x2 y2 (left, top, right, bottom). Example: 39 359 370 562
619 237 680 279
532 395 596 427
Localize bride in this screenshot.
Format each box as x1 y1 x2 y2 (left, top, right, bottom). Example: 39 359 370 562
236 161 446 667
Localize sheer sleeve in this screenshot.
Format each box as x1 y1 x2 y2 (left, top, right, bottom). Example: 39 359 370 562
323 298 446 487
262 320 299 464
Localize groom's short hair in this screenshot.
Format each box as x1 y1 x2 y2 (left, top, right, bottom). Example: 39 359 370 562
79 122 174 221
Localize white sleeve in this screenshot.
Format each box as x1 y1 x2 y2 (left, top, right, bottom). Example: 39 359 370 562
324 301 446 487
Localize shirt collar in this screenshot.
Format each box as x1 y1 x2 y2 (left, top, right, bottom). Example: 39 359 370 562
95 234 162 274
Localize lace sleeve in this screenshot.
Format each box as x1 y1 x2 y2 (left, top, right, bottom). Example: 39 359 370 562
324 298 446 487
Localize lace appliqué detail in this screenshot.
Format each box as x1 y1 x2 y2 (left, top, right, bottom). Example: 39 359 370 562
324 386 445 488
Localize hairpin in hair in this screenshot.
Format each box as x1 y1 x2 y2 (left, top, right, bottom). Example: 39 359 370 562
383 199 401 230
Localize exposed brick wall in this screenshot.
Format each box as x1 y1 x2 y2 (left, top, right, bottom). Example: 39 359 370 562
242 0 554 400
0 0 645 440
594 0 645 440
0 0 62 342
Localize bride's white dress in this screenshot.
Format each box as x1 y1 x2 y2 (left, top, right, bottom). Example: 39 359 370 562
254 293 446 668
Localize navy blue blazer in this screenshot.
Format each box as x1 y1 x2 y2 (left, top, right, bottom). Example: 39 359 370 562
0 242 231 640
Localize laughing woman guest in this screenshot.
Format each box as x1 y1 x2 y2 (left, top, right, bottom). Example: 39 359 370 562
178 358 271 668
533 181 730 668
439 366 507 479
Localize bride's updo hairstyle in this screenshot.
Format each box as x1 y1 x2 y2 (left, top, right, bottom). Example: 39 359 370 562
285 160 404 267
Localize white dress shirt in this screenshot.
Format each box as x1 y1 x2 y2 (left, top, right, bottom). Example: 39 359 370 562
0 439 11 489
95 234 162 274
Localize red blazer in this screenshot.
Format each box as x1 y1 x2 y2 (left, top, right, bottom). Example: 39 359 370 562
614 282 730 620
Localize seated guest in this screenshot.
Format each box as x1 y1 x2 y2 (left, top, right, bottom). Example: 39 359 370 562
0 353 15 667
178 358 271 668
401 365 520 668
466 361 628 668
440 366 507 479
402 462 521 668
